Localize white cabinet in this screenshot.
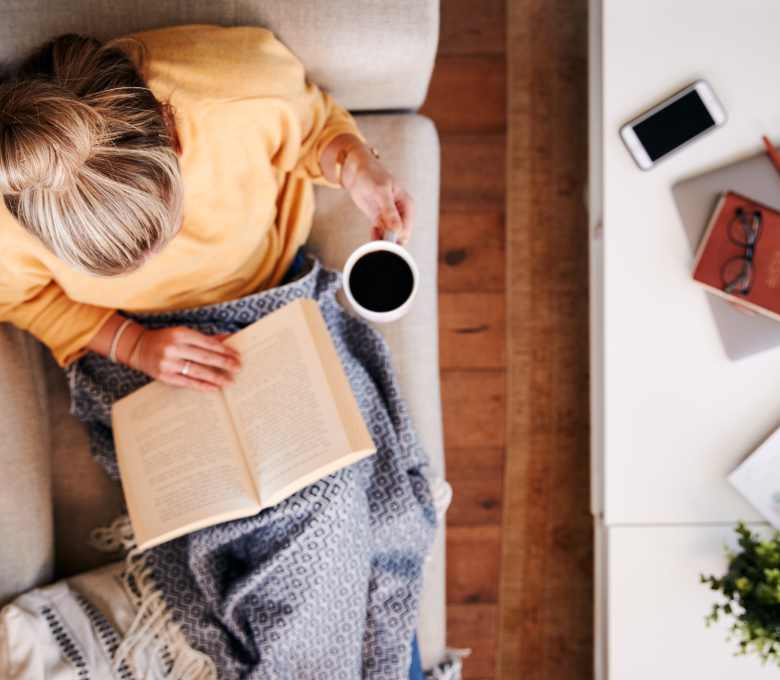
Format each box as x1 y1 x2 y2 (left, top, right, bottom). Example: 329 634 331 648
608 526 778 679
591 1 780 677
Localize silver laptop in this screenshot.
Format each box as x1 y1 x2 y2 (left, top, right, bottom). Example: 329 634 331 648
672 151 780 360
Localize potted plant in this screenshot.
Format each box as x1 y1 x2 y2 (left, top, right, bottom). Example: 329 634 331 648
701 522 780 665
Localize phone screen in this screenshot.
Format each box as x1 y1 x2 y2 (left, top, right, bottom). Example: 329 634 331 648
632 90 715 161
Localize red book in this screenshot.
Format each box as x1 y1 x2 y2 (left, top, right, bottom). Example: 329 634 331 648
693 190 780 320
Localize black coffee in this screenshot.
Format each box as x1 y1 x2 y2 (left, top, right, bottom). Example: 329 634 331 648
348 250 414 313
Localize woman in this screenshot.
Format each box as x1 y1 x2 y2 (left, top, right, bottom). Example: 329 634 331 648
0 25 430 679
0 24 414 391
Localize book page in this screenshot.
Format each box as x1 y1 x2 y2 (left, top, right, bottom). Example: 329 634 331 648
112 382 260 550
301 301 376 454
222 300 374 507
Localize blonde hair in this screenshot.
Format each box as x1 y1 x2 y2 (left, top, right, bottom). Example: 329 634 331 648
0 33 183 276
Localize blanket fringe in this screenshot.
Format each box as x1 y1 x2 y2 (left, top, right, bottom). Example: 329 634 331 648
429 477 453 525
89 514 136 553
90 516 218 680
426 648 471 680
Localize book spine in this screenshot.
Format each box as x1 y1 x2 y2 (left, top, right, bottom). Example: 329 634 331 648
692 278 780 324
691 191 728 273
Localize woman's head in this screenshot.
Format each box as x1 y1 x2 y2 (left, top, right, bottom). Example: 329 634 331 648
0 33 183 276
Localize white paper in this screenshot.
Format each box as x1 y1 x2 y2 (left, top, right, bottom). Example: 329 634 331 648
729 426 780 530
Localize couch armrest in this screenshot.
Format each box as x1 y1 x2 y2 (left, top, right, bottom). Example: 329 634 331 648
235 0 440 111
1 0 439 112
0 325 53 606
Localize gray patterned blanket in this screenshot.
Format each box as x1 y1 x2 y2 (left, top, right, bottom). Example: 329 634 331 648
64 255 437 679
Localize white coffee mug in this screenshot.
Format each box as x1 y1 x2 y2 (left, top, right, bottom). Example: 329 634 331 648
342 230 419 323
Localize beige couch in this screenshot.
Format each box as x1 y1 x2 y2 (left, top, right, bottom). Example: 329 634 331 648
0 0 446 672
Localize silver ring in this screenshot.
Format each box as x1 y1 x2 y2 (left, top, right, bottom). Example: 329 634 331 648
180 360 191 376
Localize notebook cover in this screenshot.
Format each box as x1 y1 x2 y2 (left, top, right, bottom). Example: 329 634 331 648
693 190 780 320
729 424 780 531
672 151 780 360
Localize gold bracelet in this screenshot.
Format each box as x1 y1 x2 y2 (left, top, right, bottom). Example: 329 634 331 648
335 143 380 188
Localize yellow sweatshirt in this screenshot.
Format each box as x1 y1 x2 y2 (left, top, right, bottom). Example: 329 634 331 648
0 24 366 367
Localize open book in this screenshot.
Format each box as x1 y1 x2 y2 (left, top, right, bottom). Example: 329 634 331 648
112 299 376 551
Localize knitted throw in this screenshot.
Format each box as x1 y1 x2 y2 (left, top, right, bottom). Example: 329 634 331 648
64 255 437 679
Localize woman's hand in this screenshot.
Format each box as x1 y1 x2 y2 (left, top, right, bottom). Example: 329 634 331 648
320 134 415 245
340 145 415 246
128 326 242 392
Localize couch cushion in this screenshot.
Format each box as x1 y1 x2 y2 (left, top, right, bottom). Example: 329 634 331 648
0 0 438 111
42 351 125 580
0 327 54 606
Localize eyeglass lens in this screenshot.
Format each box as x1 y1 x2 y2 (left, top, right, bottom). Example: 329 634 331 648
727 207 761 247
721 207 762 295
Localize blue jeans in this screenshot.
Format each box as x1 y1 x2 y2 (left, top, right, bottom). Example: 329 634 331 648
280 246 307 284
409 634 423 680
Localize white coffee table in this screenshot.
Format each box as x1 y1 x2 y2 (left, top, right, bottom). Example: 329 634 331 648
591 1 780 677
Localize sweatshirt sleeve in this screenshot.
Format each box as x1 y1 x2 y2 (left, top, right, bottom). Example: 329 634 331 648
0 250 117 367
287 84 368 189
254 29 368 188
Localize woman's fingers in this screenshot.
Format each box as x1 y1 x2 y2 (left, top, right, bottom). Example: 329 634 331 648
158 356 233 389
174 327 241 360
176 344 241 374
395 189 415 245
177 359 234 387
379 189 405 241
147 326 243 391
372 189 414 245
163 371 222 392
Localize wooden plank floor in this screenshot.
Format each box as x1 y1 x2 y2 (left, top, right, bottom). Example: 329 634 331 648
420 2 592 678
500 3 592 678
421 2 506 678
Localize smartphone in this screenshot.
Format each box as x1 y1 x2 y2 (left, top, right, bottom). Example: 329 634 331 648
620 80 727 170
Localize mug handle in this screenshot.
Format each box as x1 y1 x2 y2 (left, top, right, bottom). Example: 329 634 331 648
383 229 399 244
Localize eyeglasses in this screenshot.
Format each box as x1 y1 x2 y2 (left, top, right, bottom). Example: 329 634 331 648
721 207 762 296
